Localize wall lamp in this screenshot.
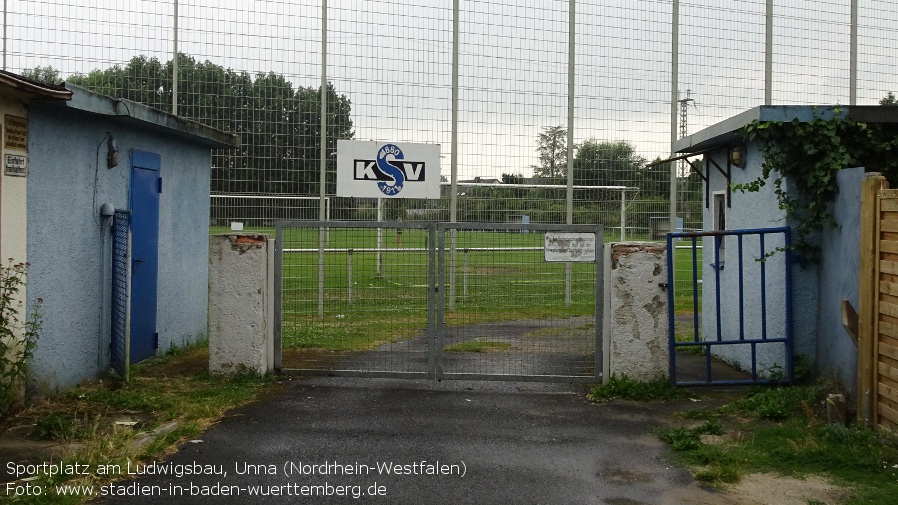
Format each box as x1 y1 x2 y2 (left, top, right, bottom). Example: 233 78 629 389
729 144 747 168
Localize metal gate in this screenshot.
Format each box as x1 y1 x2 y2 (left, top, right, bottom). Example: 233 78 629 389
275 221 602 382
110 209 131 380
666 227 794 386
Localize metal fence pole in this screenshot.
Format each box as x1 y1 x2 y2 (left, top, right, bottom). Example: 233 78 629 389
347 248 353 305
3 0 7 71
376 198 383 275
620 190 626 242
317 0 328 317
765 0 772 105
850 0 858 105
564 0 575 307
172 0 179 115
448 0 460 311
669 0 679 240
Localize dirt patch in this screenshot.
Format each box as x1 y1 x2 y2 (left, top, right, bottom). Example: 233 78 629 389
138 347 209 378
657 472 849 505
726 473 849 505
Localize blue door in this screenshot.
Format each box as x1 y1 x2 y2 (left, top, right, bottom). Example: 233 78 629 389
130 150 161 363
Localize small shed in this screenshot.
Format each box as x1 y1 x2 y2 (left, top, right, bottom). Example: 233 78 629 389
0 71 237 392
672 105 898 394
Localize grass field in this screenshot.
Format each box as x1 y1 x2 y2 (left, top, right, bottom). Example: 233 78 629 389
213 226 703 351
278 227 598 351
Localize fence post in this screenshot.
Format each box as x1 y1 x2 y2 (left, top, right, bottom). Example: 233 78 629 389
347 248 353 305
859 173 887 425
209 234 275 375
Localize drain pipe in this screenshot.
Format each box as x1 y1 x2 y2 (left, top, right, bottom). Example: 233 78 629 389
98 203 115 369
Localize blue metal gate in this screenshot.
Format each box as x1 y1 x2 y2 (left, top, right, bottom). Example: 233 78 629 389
666 227 793 386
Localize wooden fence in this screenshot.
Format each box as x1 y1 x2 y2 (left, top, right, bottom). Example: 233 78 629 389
859 174 898 429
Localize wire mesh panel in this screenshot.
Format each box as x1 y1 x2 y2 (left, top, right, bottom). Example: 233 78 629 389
210 195 330 229
276 221 436 377
437 223 602 382
110 210 131 379
11 1 898 237
275 220 601 381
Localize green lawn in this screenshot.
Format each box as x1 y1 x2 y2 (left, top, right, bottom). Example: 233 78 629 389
672 239 703 314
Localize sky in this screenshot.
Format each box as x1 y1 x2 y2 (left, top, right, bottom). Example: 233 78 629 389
10 0 898 181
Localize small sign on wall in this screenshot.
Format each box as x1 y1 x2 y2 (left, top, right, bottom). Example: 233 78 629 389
4 153 27 177
4 115 27 151
544 232 597 262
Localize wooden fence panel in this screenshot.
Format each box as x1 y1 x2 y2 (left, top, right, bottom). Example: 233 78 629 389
866 176 898 430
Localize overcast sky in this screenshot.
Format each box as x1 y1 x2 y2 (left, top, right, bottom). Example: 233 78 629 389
11 0 898 180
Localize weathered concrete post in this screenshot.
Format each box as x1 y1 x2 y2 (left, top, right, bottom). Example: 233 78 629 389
602 242 669 382
208 234 275 375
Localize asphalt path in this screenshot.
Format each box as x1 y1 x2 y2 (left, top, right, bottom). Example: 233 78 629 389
94 377 733 505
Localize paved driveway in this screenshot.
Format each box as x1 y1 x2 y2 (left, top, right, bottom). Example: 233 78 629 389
96 377 734 505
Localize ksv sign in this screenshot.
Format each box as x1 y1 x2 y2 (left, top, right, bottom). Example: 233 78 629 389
336 140 440 199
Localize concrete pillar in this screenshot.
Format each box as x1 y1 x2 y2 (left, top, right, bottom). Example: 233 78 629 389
208 234 275 375
602 242 669 382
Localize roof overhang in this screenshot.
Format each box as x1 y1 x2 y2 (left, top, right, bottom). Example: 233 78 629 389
0 70 72 102
33 83 239 149
673 105 898 155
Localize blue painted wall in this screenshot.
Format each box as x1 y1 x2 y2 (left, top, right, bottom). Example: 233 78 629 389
817 166 863 394
702 144 819 377
26 103 211 392
702 145 862 388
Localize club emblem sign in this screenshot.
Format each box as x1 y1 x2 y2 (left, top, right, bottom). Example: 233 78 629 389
336 140 441 199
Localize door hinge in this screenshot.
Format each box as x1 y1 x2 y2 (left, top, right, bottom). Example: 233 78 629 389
157 177 162 194
153 332 159 349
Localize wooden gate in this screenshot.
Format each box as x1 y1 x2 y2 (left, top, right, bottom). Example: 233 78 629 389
860 174 898 430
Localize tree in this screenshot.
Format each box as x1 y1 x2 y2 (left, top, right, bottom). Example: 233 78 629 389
67 53 354 195
531 125 567 180
20 66 61 84
881 91 898 106
573 139 647 190
501 172 524 185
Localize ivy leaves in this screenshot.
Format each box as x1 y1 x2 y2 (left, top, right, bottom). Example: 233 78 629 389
734 110 898 262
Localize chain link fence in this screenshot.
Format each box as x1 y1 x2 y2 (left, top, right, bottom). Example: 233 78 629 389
11 1 896 238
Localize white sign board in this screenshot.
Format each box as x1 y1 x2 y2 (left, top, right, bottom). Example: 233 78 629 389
4 153 27 177
336 140 441 199
544 232 597 262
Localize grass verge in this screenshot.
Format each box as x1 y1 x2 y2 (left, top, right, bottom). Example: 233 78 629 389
588 374 691 402
444 341 512 353
1 344 277 504
657 383 898 503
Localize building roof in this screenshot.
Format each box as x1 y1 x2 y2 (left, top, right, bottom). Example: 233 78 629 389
0 69 73 101
32 82 239 149
674 105 898 154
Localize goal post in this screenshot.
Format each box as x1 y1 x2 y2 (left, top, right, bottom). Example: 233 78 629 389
210 194 331 229
443 182 639 241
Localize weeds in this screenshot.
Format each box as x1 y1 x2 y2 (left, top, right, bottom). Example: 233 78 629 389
1 345 276 504
588 374 690 402
725 385 822 421
0 261 42 419
657 383 898 501
658 419 724 451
